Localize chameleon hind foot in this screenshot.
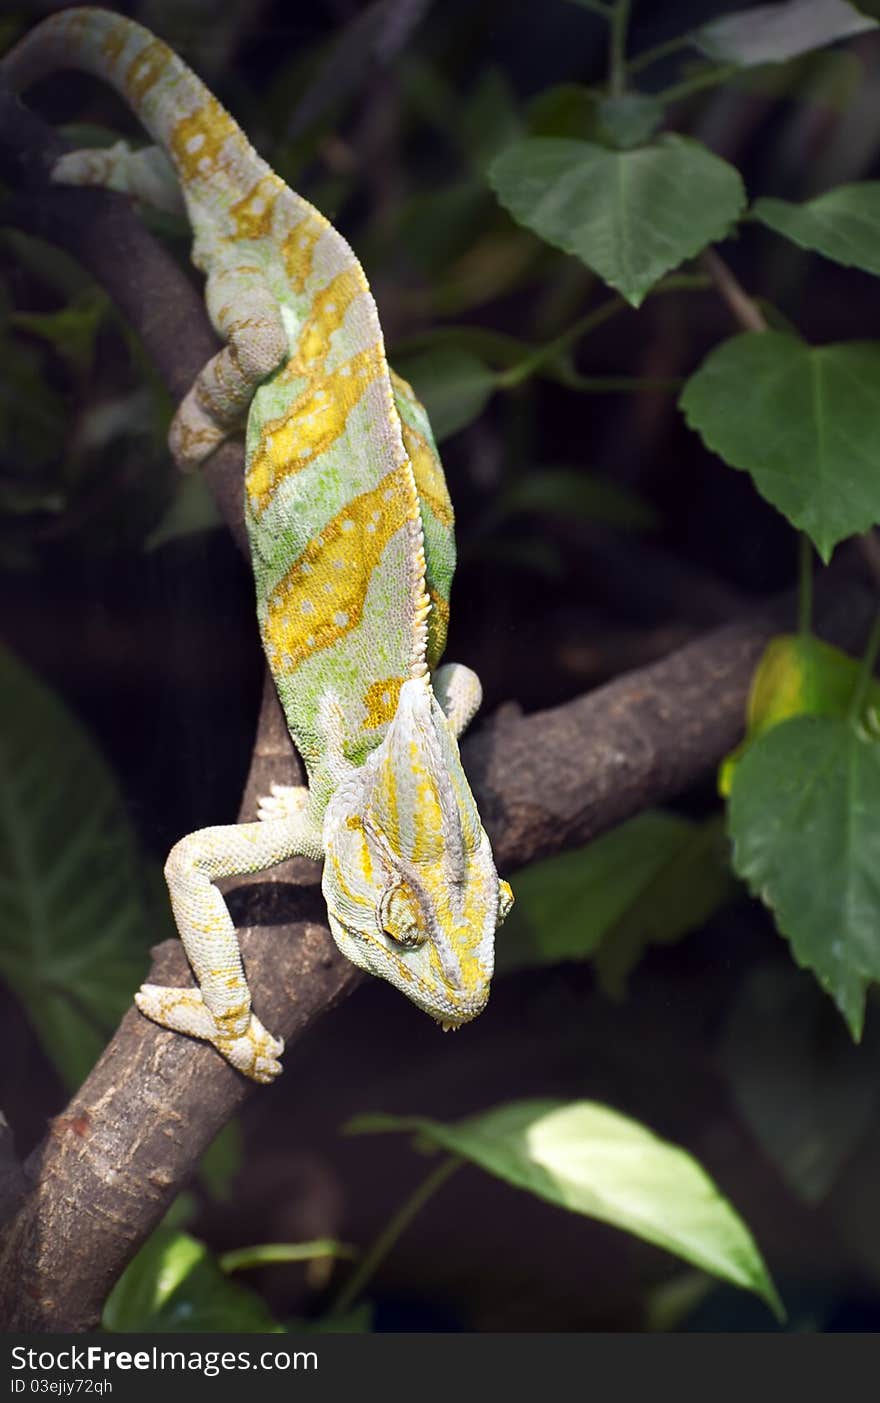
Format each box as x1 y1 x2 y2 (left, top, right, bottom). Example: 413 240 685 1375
257 782 310 824
135 984 284 1083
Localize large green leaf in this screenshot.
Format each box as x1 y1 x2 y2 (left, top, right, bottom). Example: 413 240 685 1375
680 332 880 560
694 0 876 66
497 810 732 985
489 134 746 307
103 1230 283 1332
754 183 880 277
0 645 157 1087
348 1101 782 1316
391 346 496 441
728 714 880 1039
722 963 880 1204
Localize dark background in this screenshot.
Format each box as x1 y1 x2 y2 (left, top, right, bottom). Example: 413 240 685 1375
3 0 880 1331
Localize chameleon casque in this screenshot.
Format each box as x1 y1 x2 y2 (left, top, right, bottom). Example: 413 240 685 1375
4 8 513 1082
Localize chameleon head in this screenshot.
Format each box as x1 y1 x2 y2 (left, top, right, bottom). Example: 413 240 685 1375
321 677 513 1027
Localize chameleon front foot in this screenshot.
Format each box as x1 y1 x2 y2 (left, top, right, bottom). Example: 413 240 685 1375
135 984 284 1083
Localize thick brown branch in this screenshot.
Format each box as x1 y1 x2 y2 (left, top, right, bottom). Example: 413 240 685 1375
0 80 875 1331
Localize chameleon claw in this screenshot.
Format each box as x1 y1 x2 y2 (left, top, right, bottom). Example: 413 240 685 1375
135 984 284 1083
256 783 309 823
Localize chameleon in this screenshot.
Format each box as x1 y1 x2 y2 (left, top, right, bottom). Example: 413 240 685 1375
3 8 513 1083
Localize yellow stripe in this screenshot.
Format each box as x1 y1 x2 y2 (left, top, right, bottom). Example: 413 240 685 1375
126 38 173 102
263 465 417 670
170 95 239 182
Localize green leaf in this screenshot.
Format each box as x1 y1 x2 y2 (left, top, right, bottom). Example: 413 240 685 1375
9 291 108 377
694 0 876 67
526 84 598 140
489 135 746 307
391 346 496 441
347 1101 782 1317
722 963 880 1204
597 94 664 150
103 1230 284 1332
497 810 730 978
754 183 880 278
0 645 156 1087
719 633 880 794
593 815 735 998
728 715 880 1039
680 332 880 560
499 466 659 530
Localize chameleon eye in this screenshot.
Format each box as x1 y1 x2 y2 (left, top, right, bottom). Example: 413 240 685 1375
498 879 514 925
378 882 427 947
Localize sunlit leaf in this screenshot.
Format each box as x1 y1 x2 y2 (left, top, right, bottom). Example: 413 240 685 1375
719 633 880 794
489 135 745 306
348 1101 782 1317
680 332 880 560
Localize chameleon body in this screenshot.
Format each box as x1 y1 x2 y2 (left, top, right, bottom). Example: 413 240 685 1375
4 9 512 1082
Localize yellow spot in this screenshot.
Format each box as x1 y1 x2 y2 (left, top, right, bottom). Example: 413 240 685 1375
170 96 239 182
100 22 127 66
362 677 403 730
281 214 328 295
126 38 173 102
263 466 417 670
230 174 283 240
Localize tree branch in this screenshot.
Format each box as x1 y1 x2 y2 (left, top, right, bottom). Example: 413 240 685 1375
0 79 874 1331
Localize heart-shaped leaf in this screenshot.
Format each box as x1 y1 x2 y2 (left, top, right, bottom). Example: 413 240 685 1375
754 183 880 277
489 135 745 307
728 714 880 1039
680 332 880 560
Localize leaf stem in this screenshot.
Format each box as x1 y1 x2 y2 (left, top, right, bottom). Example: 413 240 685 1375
701 249 767 334
849 607 880 722
627 33 694 77
328 1154 462 1318
220 1240 358 1274
609 0 632 97
798 535 813 637
497 273 710 389
659 63 739 104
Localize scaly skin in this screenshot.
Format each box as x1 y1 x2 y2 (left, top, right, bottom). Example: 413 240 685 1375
3 8 513 1081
